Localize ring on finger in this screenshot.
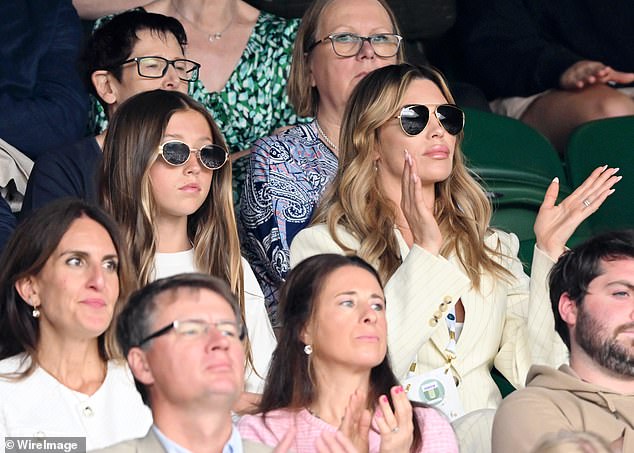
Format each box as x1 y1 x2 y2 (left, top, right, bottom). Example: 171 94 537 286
583 198 591 208
391 426 400 433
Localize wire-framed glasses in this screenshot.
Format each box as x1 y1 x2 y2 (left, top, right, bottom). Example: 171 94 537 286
137 319 245 347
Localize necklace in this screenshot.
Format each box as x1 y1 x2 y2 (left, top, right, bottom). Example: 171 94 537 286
315 120 339 153
171 1 235 43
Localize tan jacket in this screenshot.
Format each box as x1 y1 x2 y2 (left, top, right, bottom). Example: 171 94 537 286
492 364 634 453
291 225 568 412
91 428 274 453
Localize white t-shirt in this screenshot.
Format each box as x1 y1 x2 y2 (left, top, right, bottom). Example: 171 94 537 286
154 249 277 393
0 354 152 451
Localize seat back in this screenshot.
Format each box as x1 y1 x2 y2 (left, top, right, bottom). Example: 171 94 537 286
565 116 634 233
461 109 593 270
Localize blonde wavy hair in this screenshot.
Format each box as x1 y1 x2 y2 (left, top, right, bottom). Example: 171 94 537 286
99 89 246 316
312 64 512 289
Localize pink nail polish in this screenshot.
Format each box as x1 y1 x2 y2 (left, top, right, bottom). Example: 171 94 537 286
395 386 404 394
381 395 388 403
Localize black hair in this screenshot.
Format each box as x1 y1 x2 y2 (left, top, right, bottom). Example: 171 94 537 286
81 9 187 104
549 230 634 348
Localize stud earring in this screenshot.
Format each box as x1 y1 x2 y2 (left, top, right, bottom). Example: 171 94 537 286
303 344 313 355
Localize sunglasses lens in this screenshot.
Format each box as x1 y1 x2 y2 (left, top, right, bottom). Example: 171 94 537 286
162 141 190 165
199 145 227 170
400 105 429 136
437 105 464 135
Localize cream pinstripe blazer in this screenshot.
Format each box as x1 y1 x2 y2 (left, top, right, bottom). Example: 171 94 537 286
290 224 569 413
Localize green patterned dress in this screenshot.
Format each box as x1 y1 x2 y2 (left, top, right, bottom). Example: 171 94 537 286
90 11 304 203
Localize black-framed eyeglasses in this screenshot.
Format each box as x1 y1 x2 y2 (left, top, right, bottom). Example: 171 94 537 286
396 104 465 136
120 56 201 82
157 140 228 171
307 32 402 58
137 319 245 347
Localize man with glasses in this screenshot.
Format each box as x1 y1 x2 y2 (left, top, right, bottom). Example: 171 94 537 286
94 273 276 453
21 9 200 216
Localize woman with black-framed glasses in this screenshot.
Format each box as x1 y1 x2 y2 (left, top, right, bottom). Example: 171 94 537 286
291 63 620 419
240 0 404 328
99 89 277 412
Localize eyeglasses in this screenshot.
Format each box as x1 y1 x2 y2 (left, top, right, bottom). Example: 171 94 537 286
120 56 201 82
307 33 402 58
396 104 465 136
157 140 228 170
137 319 245 347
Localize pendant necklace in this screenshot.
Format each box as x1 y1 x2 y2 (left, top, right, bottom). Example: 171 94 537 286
172 1 236 43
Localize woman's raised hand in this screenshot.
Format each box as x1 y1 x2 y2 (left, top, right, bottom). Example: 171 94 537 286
534 165 621 260
375 386 414 453
339 390 372 453
401 150 442 255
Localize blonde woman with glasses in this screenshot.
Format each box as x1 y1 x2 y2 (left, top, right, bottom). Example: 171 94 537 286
99 89 276 410
240 0 403 326
291 63 620 415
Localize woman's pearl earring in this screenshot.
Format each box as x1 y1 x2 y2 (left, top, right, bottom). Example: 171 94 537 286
303 344 313 355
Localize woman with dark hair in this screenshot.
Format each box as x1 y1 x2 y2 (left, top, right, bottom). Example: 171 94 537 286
0 198 151 448
291 63 620 414
238 254 457 453
99 89 276 402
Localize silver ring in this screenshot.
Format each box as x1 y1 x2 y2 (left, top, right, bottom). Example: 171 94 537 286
583 198 591 208
391 426 400 433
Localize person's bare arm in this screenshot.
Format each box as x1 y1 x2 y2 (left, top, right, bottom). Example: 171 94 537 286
72 0 152 19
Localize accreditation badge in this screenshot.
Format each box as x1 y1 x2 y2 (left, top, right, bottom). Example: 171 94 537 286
402 366 464 421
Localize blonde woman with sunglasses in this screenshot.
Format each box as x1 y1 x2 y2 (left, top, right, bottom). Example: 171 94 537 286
99 89 276 409
290 64 621 415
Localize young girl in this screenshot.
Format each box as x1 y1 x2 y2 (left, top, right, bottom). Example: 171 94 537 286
99 89 276 401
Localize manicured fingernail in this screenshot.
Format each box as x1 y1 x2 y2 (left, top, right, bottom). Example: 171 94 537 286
552 176 559 184
613 167 620 173
381 395 388 403
396 386 404 394
609 189 616 195
602 164 609 170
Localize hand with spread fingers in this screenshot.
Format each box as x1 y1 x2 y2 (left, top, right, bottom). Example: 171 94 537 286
374 386 414 453
401 149 443 256
534 165 621 259
339 390 372 453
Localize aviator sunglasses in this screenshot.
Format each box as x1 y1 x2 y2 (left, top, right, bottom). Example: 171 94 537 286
396 104 465 136
157 140 228 170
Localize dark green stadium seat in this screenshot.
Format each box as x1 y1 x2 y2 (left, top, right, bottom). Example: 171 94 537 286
565 116 634 233
460 108 590 270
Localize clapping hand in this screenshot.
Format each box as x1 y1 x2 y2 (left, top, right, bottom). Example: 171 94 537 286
339 390 372 453
375 386 414 453
534 165 621 259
